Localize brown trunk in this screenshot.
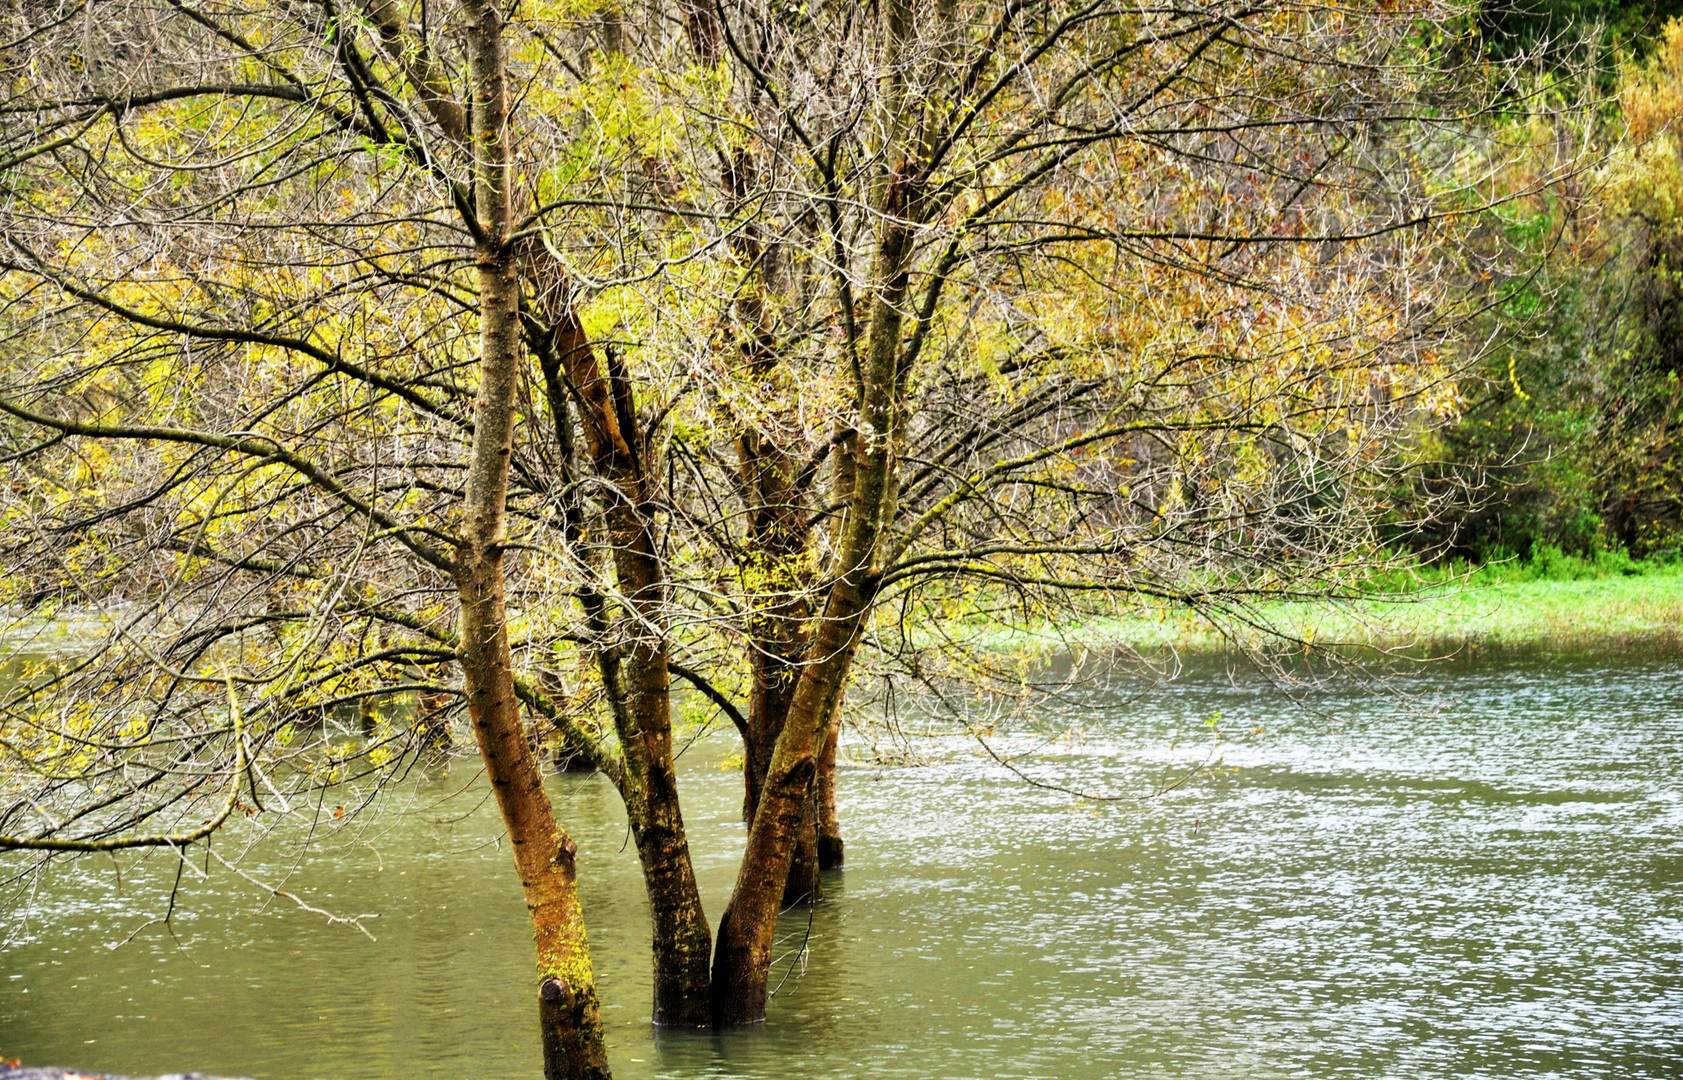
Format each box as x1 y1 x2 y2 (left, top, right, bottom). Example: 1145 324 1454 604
736 496 822 906
549 301 714 1029
710 0 922 1013
784 783 821 904
742 676 821 904
625 630 711 1028
458 0 610 1070
632 790 713 1027
692 43 835 910
733 414 818 908
815 680 847 870
741 630 799 824
457 541 611 1080
710 581 868 1026
711 431 887 1020
816 420 861 875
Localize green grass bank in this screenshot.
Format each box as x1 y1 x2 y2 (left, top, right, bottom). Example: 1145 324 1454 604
952 551 1683 657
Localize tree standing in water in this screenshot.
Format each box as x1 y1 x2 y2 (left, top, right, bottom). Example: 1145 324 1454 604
526 0 1559 1022
0 0 628 1068
0 0 1576 1071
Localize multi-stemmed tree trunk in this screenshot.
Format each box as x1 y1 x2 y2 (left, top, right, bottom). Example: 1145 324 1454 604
382 0 722 1027
710 429 887 1022
735 476 824 904
709 9 924 1011
729 222 828 904
698 0 933 1022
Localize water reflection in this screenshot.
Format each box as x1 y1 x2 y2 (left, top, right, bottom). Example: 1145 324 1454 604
3 649 1681 1079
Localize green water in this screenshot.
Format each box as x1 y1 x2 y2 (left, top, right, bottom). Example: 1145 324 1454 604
2 650 1680 1079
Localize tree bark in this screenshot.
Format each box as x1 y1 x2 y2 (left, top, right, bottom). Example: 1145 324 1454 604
550 313 714 1028
815 671 849 870
621 586 711 1028
710 0 922 1013
735 486 820 904
816 422 861 874
711 303 904 1022
457 0 610 1072
785 781 822 902
709 575 870 1025
632 774 713 1027
457 357 613 1080
722 140 825 905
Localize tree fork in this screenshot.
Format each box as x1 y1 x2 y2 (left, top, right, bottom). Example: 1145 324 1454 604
710 575 870 1025
541 250 715 1029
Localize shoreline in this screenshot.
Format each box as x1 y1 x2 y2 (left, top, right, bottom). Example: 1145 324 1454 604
940 567 1683 658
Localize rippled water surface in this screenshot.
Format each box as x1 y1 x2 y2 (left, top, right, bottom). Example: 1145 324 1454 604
3 648 1681 1079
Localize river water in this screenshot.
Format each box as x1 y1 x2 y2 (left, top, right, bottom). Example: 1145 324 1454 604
2 648 1680 1079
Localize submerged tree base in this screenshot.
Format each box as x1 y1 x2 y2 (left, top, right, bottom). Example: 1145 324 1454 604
539 979 613 1080
818 833 844 870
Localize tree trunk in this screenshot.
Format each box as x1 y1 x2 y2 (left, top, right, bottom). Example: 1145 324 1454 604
740 624 820 904
815 420 862 876
784 783 821 903
710 0 921 1012
717 121 824 908
710 583 866 1025
458 0 610 1071
815 680 847 870
457 512 611 1080
550 306 715 1029
624 630 712 1028
632 790 713 1027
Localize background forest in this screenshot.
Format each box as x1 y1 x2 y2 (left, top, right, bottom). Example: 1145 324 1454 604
1425 0 1683 562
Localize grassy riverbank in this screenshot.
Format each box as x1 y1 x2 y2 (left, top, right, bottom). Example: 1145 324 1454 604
952 552 1683 656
